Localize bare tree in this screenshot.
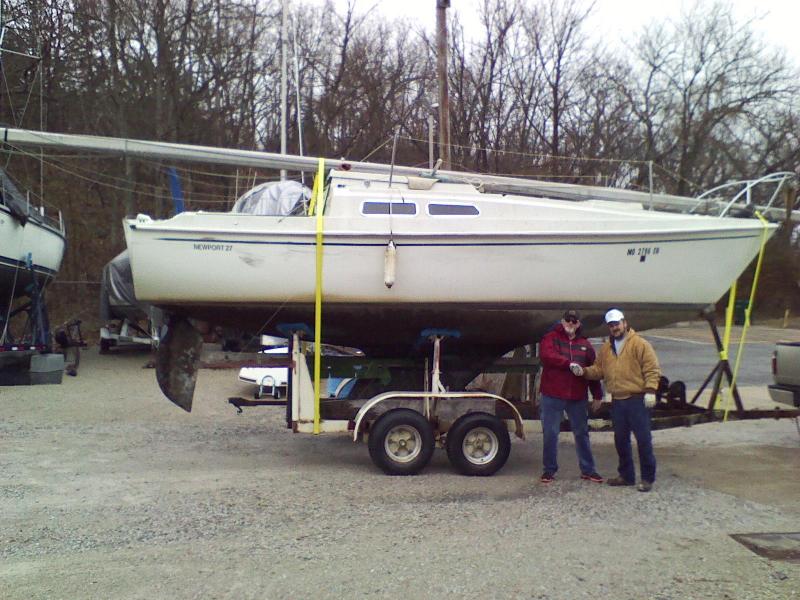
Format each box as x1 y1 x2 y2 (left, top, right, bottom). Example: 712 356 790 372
521 0 594 174
624 1 799 194
447 0 519 172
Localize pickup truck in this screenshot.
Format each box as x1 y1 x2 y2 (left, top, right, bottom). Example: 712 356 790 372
769 341 800 407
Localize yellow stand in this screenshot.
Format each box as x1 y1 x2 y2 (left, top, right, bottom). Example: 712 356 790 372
714 212 771 421
309 159 326 434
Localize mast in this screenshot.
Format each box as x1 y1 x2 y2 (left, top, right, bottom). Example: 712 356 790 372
436 0 451 170
279 0 288 180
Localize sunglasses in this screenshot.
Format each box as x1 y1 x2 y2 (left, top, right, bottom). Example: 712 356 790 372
607 321 621 326
564 317 579 324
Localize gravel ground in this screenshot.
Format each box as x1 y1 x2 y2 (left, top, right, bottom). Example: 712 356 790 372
1 347 799 600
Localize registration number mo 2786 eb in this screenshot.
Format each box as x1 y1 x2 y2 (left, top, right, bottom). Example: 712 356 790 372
627 246 659 257
193 243 232 251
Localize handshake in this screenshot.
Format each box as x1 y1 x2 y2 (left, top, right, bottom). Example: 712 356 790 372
569 362 584 376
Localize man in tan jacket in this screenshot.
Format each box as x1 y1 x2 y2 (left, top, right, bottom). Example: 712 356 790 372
570 308 660 492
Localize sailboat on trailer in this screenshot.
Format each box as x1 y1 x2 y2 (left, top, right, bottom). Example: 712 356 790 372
0 127 794 408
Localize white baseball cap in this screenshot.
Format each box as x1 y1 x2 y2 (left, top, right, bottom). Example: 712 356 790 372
605 308 625 323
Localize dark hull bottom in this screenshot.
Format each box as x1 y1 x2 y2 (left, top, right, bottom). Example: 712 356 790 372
154 301 710 411
106 304 148 323
0 262 54 304
162 301 708 358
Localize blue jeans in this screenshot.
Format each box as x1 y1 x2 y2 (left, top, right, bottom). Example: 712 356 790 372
540 394 596 475
610 397 656 483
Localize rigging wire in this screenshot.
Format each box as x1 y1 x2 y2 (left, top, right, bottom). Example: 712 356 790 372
1 60 42 170
0 65 15 169
4 144 244 205
359 135 396 163
3 145 304 208
397 134 709 196
1 235 26 344
397 134 653 166
3 127 708 213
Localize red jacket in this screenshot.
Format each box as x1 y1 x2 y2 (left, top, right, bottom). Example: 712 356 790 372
539 323 603 401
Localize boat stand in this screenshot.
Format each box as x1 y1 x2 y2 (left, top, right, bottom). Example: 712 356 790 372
99 318 155 353
689 311 744 415
54 319 87 376
1 257 52 351
0 258 64 385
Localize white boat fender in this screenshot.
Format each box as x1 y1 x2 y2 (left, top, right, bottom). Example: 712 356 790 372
384 240 397 288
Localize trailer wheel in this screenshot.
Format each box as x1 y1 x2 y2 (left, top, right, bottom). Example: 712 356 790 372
446 412 510 476
368 409 435 476
99 338 112 354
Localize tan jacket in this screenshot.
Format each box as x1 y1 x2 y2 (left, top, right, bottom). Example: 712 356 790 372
584 329 660 399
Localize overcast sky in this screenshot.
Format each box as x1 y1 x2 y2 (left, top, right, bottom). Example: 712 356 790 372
303 0 800 65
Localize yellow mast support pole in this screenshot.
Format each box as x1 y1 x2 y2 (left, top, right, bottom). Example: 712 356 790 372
312 158 325 434
724 212 770 422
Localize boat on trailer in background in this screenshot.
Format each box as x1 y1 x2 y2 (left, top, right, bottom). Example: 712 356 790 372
98 250 159 353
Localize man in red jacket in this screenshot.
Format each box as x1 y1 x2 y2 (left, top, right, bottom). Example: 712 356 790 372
538 309 604 484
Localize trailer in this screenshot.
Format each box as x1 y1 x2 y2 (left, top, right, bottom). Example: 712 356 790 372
227 316 799 477
272 327 527 476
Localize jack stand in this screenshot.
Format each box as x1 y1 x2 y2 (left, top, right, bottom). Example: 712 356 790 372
689 311 744 415
419 328 460 419
1 256 52 351
277 323 314 430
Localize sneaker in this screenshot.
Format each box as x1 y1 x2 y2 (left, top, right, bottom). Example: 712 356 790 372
606 476 635 487
540 472 555 484
637 481 653 493
580 472 604 483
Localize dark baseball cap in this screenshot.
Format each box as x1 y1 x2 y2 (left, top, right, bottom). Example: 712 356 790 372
563 309 581 321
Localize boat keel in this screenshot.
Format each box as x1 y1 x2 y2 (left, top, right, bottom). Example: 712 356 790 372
156 316 203 411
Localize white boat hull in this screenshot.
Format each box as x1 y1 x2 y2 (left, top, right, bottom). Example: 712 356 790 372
124 211 771 355
0 205 65 301
127 222 763 306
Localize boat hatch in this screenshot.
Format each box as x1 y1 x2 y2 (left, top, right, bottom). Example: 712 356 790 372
428 203 480 216
361 201 417 216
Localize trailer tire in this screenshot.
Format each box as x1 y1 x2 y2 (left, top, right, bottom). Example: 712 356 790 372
368 409 435 476
99 338 112 354
446 412 510 476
